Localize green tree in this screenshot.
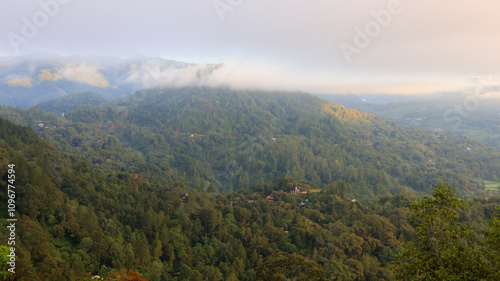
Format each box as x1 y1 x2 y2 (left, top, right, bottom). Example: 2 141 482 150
392 182 490 280
257 253 327 281
109 269 151 280
0 246 15 279
483 208 500 280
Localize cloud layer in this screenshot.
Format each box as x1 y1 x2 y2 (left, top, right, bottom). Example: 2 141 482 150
1 0 498 95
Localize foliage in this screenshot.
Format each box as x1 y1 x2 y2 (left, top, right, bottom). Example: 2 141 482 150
393 183 498 280
257 253 327 280
107 269 151 281
37 91 107 114
0 246 14 279
0 117 416 279
1 88 500 280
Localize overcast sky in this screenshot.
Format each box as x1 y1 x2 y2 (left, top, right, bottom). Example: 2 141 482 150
1 0 499 95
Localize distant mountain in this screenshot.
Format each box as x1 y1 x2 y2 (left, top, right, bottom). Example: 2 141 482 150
316 93 439 106
0 53 220 107
327 92 500 150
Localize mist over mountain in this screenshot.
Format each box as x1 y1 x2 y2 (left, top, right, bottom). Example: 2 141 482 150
3 53 452 109
316 93 443 106
0 53 220 107
323 92 500 149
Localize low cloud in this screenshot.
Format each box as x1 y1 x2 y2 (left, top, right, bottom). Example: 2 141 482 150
124 60 340 93
124 60 470 96
124 60 218 89
57 63 109 88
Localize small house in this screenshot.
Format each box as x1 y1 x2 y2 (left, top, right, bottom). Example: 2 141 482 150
292 185 310 194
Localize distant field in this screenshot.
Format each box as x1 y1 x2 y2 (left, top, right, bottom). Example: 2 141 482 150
290 188 322 195
484 180 500 194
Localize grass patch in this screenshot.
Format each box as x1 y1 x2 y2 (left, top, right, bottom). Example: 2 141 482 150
484 180 500 194
289 188 322 195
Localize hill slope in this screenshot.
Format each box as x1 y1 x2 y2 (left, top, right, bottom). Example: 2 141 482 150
2 88 499 200
1 117 500 280
36 91 107 114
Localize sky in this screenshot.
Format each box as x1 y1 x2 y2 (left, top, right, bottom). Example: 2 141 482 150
1 0 499 95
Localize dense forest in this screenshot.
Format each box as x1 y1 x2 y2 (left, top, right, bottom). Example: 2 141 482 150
1 88 500 280
1 89 500 201
1 117 499 280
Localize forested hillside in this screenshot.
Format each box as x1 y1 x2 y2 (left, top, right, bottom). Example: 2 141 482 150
36 92 107 114
2 88 499 201
1 117 499 280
